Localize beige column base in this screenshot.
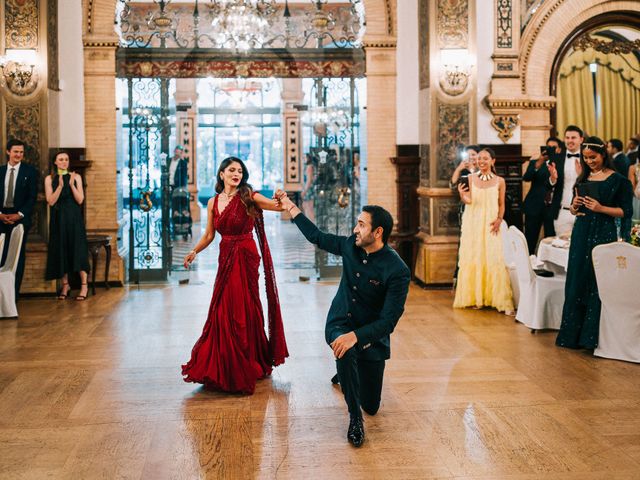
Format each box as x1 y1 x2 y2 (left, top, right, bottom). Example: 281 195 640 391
414 232 458 285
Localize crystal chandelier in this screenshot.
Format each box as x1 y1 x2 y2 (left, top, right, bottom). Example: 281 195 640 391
210 0 277 51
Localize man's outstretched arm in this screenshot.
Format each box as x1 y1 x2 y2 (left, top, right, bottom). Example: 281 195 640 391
278 190 346 256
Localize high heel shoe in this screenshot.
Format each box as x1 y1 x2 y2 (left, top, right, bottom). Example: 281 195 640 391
58 282 70 300
76 283 88 301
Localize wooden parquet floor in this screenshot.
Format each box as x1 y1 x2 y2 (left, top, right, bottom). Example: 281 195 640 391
1 276 640 479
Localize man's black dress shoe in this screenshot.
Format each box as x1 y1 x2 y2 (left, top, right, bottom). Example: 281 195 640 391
347 415 365 447
331 374 339 385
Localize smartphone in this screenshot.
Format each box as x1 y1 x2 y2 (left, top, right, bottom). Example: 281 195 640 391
540 146 555 158
458 175 470 189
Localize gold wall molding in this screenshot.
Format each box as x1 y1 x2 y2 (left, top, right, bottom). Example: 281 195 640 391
83 41 119 48
520 0 565 94
5 0 39 49
437 0 468 48
490 114 519 143
485 98 556 110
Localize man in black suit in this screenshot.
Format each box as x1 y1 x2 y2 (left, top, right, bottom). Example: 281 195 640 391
547 125 584 237
607 138 630 176
0 139 38 298
522 137 563 253
277 192 410 448
626 137 639 165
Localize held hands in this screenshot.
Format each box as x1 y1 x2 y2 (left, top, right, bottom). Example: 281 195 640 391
330 331 358 359
571 191 586 216
273 189 295 211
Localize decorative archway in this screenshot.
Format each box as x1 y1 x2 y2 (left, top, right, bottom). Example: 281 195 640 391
81 0 398 283
487 0 640 157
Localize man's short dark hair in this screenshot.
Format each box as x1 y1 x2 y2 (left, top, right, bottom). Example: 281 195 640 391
362 205 393 244
464 144 480 153
565 125 584 137
546 136 564 149
6 139 25 151
609 138 624 152
630 137 640 148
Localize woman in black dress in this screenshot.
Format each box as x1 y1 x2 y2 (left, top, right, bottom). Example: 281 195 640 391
556 137 633 349
44 151 90 300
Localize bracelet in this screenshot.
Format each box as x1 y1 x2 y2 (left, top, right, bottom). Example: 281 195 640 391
189 249 197 256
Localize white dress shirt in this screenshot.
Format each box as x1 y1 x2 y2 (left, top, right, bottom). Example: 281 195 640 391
169 158 179 187
561 152 580 209
2 161 21 210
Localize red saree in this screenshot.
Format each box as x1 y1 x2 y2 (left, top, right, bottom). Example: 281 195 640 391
181 193 288 394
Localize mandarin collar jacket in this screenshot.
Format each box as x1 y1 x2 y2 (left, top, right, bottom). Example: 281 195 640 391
292 213 411 361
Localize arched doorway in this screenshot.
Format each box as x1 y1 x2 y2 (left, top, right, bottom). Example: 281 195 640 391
550 11 640 141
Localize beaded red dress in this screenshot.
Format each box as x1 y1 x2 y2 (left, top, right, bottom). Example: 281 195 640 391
181 193 288 394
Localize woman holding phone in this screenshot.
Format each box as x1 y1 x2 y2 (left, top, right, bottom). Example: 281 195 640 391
556 137 633 350
453 148 514 314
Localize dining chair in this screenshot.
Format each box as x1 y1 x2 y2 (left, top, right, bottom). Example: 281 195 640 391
593 242 640 363
0 225 25 318
508 226 566 332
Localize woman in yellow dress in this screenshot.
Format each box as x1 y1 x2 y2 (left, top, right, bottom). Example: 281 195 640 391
453 148 514 314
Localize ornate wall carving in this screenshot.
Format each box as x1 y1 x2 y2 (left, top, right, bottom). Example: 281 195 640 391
5 0 39 48
436 102 469 183
418 0 429 89
48 0 59 90
497 0 513 48
419 144 430 187
437 0 468 48
5 102 41 167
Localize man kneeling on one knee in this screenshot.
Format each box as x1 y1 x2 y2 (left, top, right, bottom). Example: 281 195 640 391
276 190 411 447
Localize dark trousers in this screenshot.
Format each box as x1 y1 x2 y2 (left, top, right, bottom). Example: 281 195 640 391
524 210 555 255
0 220 28 298
335 348 386 418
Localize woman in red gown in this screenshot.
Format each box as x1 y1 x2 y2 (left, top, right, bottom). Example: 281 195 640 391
181 157 288 394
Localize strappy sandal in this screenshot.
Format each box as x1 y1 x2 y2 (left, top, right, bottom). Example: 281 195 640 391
76 283 88 301
58 282 70 300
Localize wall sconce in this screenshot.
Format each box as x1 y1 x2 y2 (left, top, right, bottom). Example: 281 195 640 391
439 48 472 96
0 49 38 96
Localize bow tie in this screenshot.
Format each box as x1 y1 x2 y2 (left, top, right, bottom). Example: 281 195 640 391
567 153 580 158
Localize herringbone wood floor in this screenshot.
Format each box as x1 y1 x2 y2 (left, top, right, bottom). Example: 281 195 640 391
1 266 640 478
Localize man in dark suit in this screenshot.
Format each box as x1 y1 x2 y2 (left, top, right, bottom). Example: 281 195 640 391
522 137 563 253
277 192 410 448
0 139 38 298
547 125 584 237
607 138 630 176
626 137 639 165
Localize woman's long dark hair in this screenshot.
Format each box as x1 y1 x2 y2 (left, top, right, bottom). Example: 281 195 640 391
576 136 615 185
215 156 258 217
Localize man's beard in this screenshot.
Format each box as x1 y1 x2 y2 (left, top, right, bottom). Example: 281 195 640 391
355 233 375 248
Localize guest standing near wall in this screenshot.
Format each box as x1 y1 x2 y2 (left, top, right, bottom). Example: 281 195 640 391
0 139 38 298
44 151 91 301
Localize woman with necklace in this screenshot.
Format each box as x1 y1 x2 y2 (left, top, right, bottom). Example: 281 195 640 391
181 156 288 394
556 137 633 350
44 151 90 300
453 148 514 314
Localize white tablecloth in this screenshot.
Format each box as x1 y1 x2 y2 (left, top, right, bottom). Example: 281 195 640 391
537 238 570 272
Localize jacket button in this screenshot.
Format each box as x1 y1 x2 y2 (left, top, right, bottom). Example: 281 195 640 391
352 285 357 290
347 312 352 317
363 259 368 264
356 272 360 277
352 298 356 303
